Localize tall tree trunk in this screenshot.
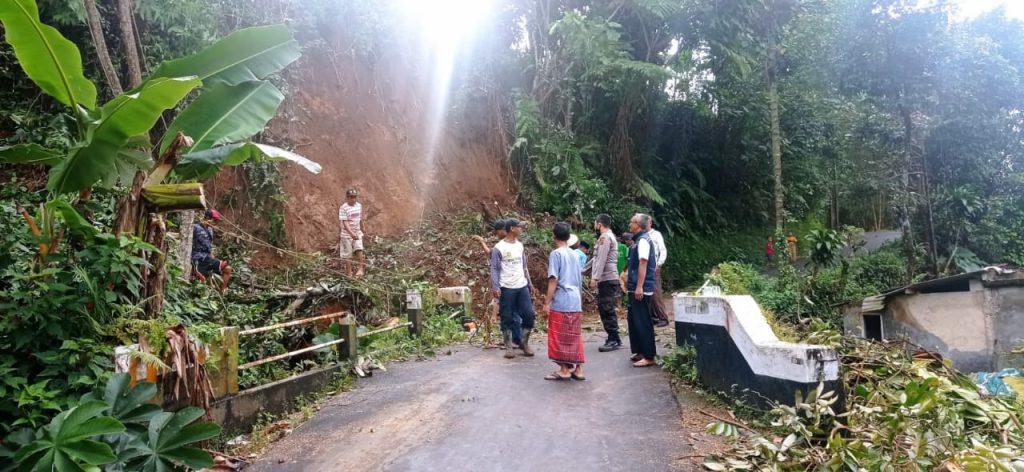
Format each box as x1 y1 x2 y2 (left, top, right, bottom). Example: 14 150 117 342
898 104 917 282
177 211 195 281
609 95 637 190
117 0 143 87
83 0 123 96
919 141 939 275
766 17 784 231
113 171 147 236
142 212 167 318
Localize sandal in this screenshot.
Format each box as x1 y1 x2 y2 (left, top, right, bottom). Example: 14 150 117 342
544 372 571 381
632 359 656 368
630 353 643 362
570 372 586 381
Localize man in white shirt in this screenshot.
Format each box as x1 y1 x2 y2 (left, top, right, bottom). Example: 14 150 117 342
339 189 365 278
648 226 670 327
490 219 536 358
626 214 658 367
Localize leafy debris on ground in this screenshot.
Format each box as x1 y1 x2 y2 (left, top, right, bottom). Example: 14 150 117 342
702 338 1024 471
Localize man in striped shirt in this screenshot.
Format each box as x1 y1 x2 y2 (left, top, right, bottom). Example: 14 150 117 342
339 189 365 278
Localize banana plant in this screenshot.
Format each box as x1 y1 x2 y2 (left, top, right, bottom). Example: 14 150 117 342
5 374 222 472
11 400 125 471
0 0 318 195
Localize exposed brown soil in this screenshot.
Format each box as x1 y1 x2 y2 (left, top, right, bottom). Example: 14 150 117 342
241 38 511 258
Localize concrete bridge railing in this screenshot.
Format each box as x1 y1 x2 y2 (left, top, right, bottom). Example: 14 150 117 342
673 294 844 409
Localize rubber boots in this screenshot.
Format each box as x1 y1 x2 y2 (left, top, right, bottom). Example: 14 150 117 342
520 331 535 357
503 330 516 359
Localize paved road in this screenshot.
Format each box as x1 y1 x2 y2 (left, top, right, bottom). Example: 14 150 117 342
767 230 902 274
844 230 901 256
249 330 697 472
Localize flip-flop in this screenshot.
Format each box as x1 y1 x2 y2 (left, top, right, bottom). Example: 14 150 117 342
632 360 656 368
570 372 586 381
544 372 571 381
630 354 643 362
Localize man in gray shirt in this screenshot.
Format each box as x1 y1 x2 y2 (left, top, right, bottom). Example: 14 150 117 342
588 214 623 352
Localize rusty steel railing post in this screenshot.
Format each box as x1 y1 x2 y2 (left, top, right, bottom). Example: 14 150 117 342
406 288 423 337
338 315 358 361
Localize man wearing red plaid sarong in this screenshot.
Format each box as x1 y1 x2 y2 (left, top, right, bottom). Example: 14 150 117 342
542 222 586 381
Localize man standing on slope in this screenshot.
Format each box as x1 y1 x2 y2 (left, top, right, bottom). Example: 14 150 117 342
192 209 233 294
648 224 670 327
590 214 623 352
626 214 659 367
491 219 536 359
339 189 365 278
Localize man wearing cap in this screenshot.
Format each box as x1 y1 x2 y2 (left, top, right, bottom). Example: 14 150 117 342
339 189 365 278
473 220 512 348
490 219 536 358
590 214 623 352
191 209 232 294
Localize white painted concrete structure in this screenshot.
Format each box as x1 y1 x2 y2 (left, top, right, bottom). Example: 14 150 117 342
675 295 840 384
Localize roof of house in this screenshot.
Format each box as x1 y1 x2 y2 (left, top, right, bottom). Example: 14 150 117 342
860 266 1023 313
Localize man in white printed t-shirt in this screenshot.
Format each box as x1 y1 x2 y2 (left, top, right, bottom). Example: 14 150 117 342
339 189 365 278
490 219 536 359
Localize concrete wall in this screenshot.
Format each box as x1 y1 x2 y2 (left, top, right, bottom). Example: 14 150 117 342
988 287 1024 369
883 291 992 372
674 295 842 410
210 364 347 433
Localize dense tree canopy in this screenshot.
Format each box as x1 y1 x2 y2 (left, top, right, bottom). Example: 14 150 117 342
3 0 1024 277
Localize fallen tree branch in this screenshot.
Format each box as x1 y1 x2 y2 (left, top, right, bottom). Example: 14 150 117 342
698 409 757 433
272 283 333 298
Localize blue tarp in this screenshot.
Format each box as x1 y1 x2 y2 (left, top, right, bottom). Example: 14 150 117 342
975 368 1023 397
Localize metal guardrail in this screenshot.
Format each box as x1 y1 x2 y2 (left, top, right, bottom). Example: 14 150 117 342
223 289 431 390
239 312 347 336
237 310 421 371
238 312 348 370
357 322 413 339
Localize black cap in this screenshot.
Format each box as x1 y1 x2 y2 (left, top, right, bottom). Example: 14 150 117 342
346 189 358 197
490 219 507 231
504 219 525 231
620 232 633 241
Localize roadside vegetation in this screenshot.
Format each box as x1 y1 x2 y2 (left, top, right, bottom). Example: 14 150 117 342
3 0 1024 470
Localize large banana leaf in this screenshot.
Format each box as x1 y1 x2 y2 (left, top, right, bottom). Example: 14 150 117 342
0 143 63 165
149 24 300 86
104 135 154 188
176 142 321 181
120 407 219 471
0 0 96 109
47 77 200 194
159 80 283 153
13 400 124 470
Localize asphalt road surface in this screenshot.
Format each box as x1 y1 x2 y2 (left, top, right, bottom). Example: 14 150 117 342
248 329 701 472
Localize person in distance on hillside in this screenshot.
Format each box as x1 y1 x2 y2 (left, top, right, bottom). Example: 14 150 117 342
786 232 798 263
339 189 365 278
490 219 536 358
590 214 623 352
191 209 233 294
648 224 670 328
473 220 514 348
543 222 585 381
626 214 658 367
766 236 774 264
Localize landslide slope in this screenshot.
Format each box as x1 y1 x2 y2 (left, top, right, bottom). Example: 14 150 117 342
207 35 513 255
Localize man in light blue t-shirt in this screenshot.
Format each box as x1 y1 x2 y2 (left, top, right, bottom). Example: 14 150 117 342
543 222 585 381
